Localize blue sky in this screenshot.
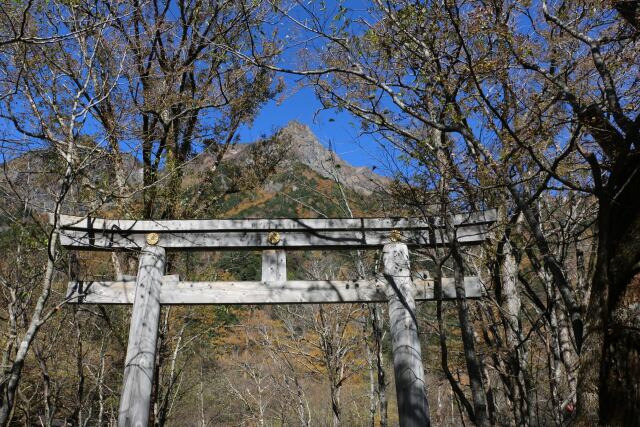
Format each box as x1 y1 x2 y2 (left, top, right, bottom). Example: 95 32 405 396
235 0 395 175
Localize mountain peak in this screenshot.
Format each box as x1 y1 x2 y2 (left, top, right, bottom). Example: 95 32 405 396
280 120 315 138
209 120 388 195
276 121 388 194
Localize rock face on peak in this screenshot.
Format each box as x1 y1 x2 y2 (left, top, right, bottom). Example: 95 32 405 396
275 121 388 194
218 121 388 195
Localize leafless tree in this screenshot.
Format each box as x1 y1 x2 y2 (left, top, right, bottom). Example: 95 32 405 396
0 4 125 423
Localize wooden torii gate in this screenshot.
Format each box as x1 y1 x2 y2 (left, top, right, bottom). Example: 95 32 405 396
56 210 496 427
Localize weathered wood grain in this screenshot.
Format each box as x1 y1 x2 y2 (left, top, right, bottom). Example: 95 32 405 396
52 210 497 232
65 277 483 305
58 223 490 250
262 250 287 282
118 246 165 427
382 243 430 426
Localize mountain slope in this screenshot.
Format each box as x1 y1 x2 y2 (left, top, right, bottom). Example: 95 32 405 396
218 121 388 195
0 122 389 219
269 121 387 195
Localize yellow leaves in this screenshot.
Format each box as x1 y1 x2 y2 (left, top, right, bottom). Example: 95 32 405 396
473 58 501 75
224 191 274 217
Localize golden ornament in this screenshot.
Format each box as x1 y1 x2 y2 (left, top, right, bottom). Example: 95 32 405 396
389 229 402 242
267 231 281 245
146 232 160 246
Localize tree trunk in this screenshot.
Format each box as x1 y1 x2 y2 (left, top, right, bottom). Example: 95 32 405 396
364 311 377 427
600 270 640 424
330 381 341 427
33 345 53 427
576 159 640 425
498 236 532 427
0 232 58 427
73 307 85 426
450 232 489 427
555 290 577 408
372 305 388 427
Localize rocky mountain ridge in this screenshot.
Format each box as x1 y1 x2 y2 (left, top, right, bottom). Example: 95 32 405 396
220 121 388 195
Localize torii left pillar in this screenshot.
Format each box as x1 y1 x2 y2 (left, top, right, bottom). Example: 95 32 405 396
118 245 166 427
383 243 430 427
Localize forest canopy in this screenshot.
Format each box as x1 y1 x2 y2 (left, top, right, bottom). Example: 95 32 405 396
0 0 638 426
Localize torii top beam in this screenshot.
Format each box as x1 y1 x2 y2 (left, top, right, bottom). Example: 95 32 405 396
52 210 497 251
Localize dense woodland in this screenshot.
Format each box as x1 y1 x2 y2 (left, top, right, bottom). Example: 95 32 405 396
0 0 639 426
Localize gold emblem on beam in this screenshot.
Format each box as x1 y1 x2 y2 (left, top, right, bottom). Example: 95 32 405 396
389 229 402 242
146 232 160 246
267 231 281 245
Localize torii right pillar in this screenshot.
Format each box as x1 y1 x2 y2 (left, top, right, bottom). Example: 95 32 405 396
383 243 430 427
